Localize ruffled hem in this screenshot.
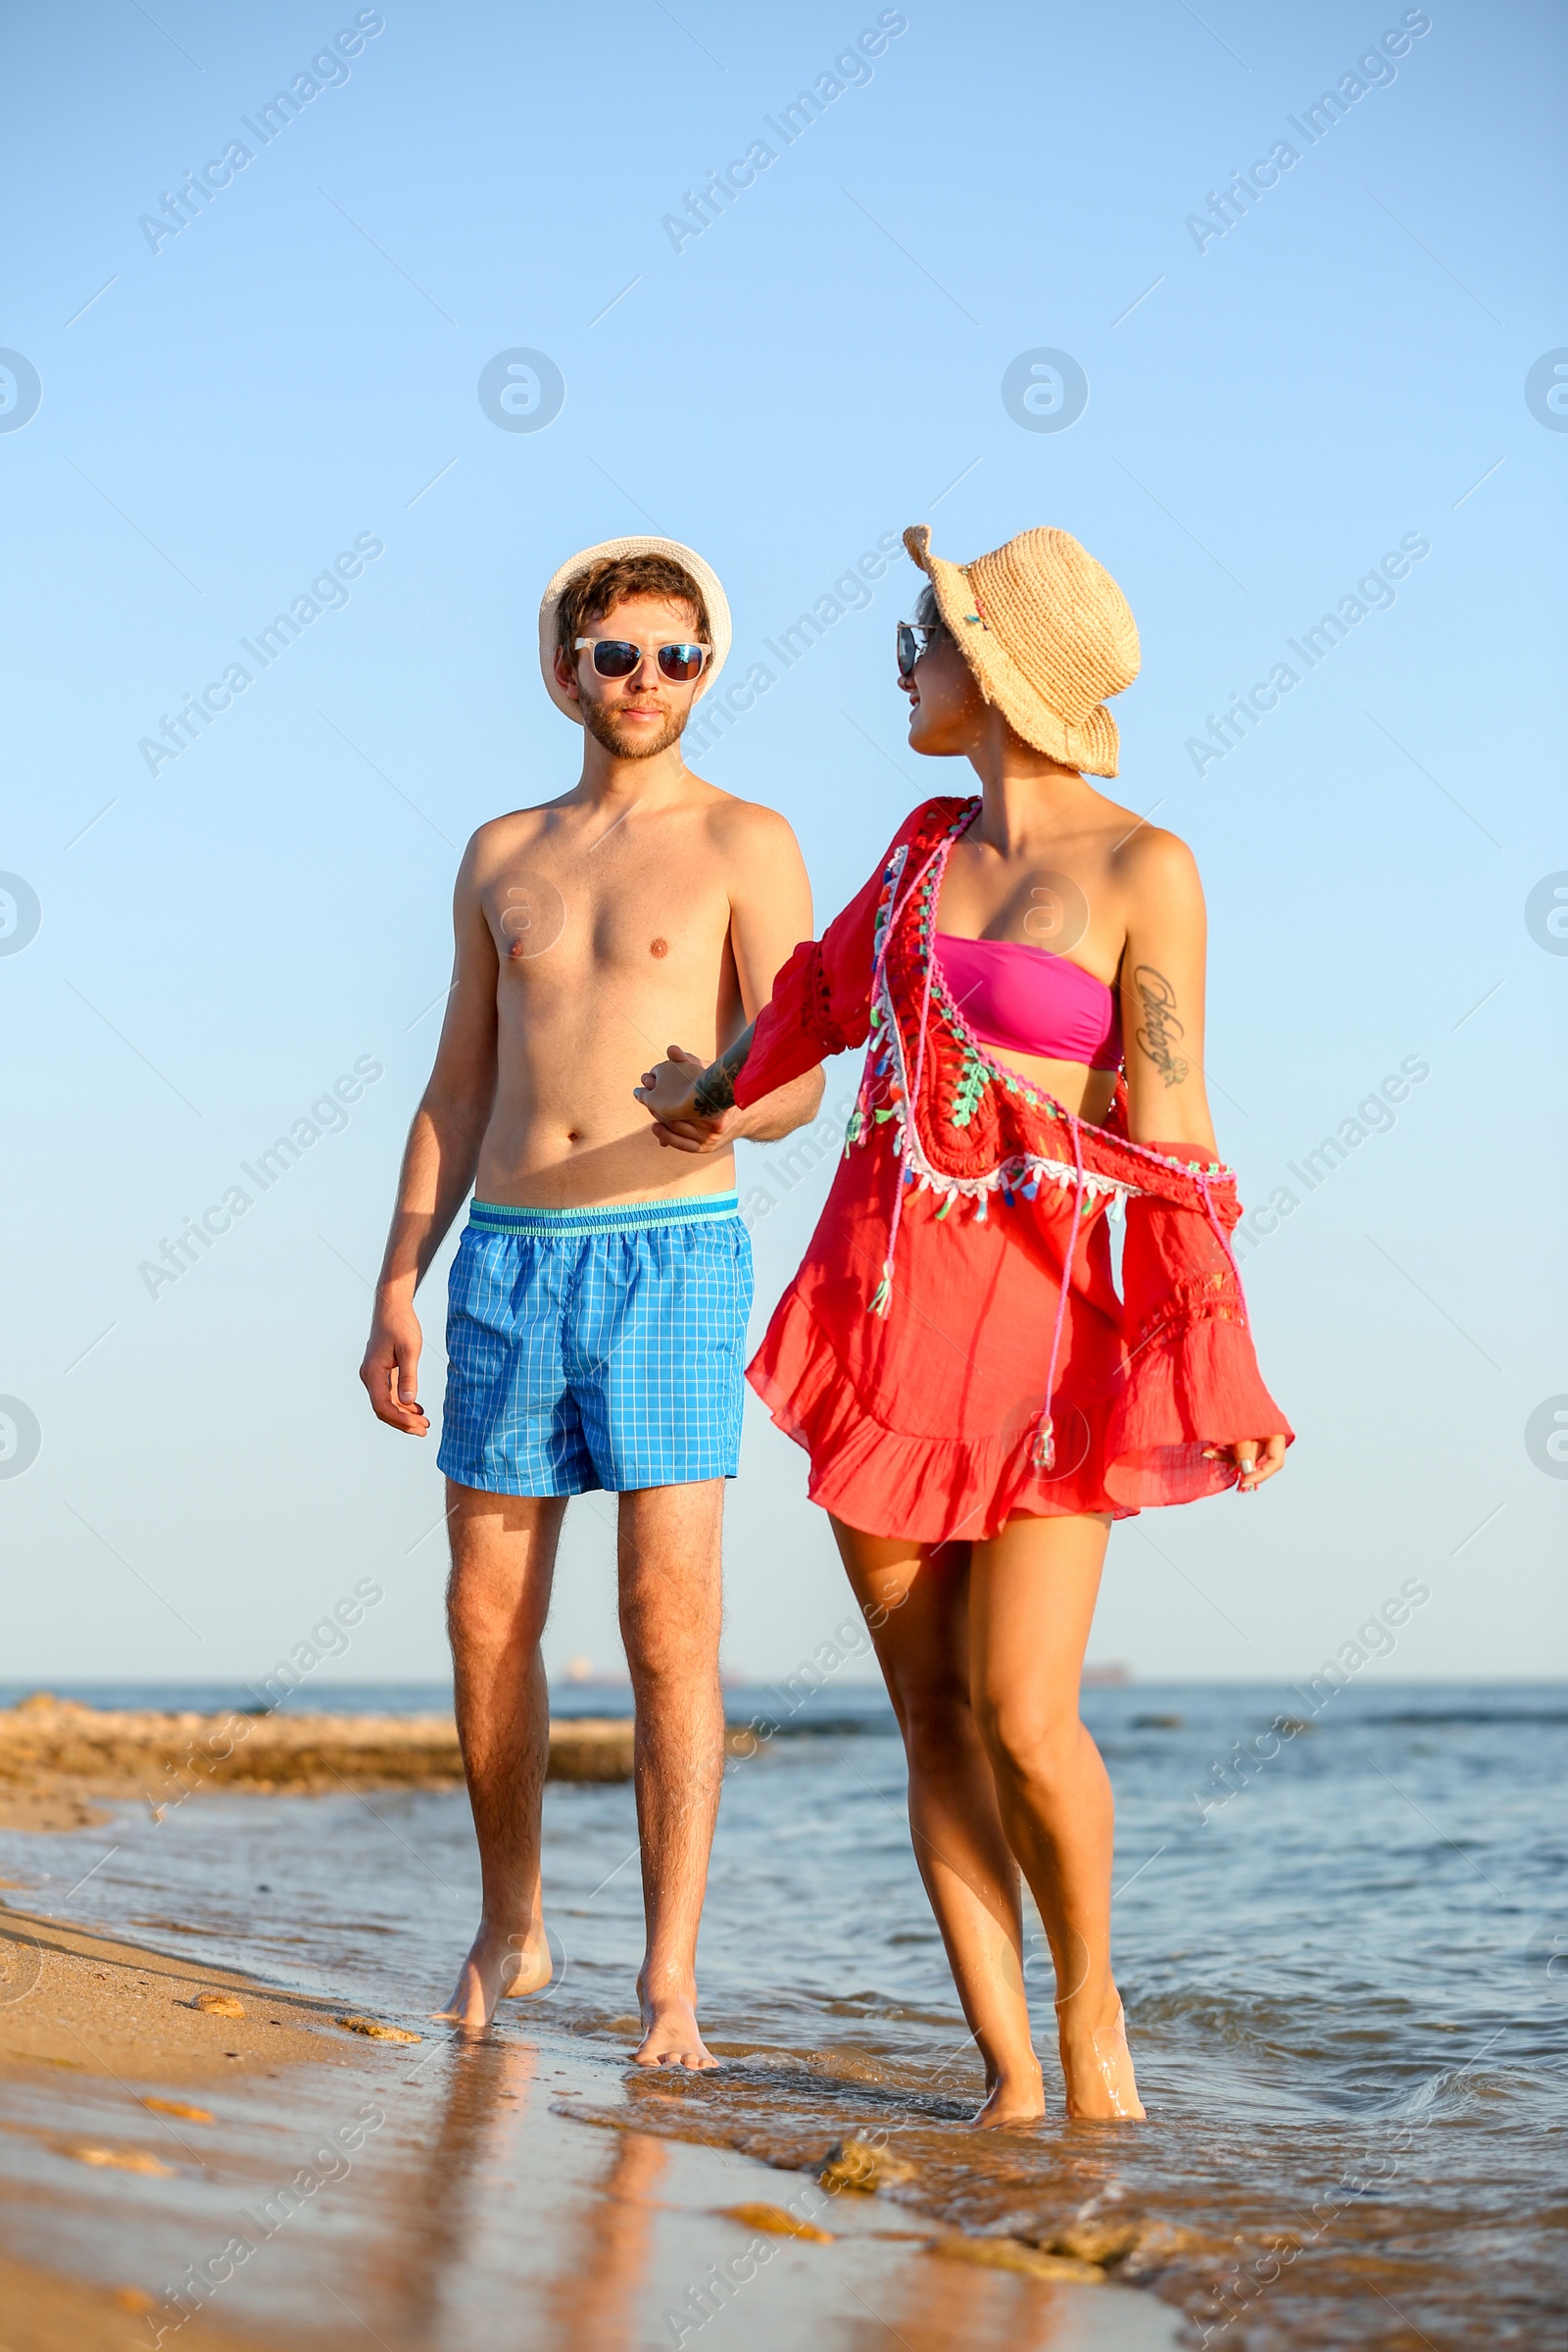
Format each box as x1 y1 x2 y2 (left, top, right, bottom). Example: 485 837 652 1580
749 1271 1297 1538
747 1322 1140 1544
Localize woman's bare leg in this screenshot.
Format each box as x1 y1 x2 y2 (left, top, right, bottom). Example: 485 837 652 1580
968 1511 1143 2119
831 1519 1045 2126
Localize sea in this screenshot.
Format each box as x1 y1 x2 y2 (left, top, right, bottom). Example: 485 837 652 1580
2 1678 1563 2349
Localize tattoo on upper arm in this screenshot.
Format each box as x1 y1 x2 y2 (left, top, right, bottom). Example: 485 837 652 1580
1132 964 1191 1088
692 1023 754 1118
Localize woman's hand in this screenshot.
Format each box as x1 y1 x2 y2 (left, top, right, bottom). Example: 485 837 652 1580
634 1045 741 1153
1204 1434 1288 1494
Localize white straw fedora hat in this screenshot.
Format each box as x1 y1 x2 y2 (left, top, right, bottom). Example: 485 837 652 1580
537 536 732 722
904 523 1139 777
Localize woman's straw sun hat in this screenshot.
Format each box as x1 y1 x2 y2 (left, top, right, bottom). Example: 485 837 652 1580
537 535 732 722
904 522 1139 777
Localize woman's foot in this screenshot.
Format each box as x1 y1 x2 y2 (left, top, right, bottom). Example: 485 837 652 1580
1060 1994 1144 2119
433 1921 553 2028
971 2059 1047 2129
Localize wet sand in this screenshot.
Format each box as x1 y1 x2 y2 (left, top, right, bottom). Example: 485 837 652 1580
0 2248 268 2352
0 1902 371 2349
6 1685 1558 2350
0 1900 1175 2352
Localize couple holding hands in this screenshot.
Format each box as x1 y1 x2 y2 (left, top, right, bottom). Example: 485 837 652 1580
359 523 1291 2125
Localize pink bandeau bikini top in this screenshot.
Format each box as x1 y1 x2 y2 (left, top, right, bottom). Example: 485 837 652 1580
935 933 1123 1072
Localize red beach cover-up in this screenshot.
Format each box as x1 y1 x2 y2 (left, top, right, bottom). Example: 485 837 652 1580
732 797 1294 1543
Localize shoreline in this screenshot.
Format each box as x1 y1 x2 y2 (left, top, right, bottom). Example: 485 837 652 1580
0 1900 383 2351
0 1900 390 2086
0 1899 1169 2352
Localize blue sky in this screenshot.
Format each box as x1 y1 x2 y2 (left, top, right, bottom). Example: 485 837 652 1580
2 0 1563 1689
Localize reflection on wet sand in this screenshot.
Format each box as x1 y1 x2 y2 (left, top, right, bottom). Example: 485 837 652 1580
350 2030 1108 2352
870 2253 1086 2352
362 2033 542 2347
337 2033 669 2352
540 2128 665 2352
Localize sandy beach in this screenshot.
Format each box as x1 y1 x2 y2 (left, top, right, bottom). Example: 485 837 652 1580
0 1903 380 2350
0 1702 1178 2352
0 1900 1173 2352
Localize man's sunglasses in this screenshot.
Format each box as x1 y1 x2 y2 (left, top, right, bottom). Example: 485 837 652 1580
575 636 710 683
896 621 941 683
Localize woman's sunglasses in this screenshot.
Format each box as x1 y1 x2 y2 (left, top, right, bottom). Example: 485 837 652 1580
896 621 941 683
575 636 710 683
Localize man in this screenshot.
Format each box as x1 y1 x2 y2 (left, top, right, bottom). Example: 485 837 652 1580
360 536 821 2060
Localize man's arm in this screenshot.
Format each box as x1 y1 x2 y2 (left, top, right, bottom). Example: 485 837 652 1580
641 805 822 1155
722 803 823 1140
359 839 500 1434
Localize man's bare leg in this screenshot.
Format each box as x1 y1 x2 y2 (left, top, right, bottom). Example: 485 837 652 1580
616 1480 725 2069
436 1481 566 2028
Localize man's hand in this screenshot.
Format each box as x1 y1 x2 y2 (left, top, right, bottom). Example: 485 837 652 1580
360 1298 431 1436
634 1045 744 1155
1202 1434 1288 1494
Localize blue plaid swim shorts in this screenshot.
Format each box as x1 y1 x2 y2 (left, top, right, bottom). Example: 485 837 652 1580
437 1193 754 1495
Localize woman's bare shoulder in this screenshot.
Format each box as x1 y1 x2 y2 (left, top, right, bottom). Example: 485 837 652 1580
1111 816 1204 905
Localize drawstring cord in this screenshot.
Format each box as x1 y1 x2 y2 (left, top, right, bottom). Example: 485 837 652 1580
1032 1111 1087 1471
869 830 958 1316
855 837 929 1149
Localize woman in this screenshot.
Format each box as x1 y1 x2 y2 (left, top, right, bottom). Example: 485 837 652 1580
636 523 1292 2124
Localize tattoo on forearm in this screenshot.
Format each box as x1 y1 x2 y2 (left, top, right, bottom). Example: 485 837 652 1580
1132 964 1190 1089
692 1022 755 1117
692 1067 735 1116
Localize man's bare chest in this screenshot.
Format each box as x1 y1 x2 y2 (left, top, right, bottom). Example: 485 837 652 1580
480 841 733 991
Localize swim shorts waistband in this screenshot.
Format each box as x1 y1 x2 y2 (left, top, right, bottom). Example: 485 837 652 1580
467 1192 741 1239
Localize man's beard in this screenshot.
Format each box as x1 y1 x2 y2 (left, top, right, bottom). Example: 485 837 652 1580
580 696 687 761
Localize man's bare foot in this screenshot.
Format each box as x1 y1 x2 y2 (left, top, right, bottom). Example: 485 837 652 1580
433 1922 553 2029
631 1989 717 2071
1060 1995 1145 2119
971 2060 1047 2129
